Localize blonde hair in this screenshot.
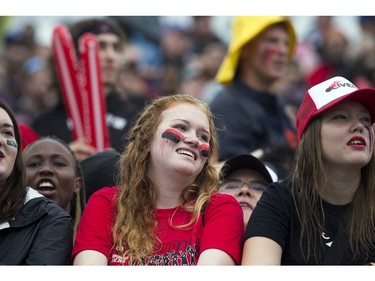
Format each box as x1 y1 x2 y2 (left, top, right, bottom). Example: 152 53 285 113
291 117 375 262
112 94 219 264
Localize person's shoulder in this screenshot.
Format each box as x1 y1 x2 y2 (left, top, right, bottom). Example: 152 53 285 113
262 180 293 202
210 85 234 107
208 191 241 209
89 185 119 202
268 180 291 192
23 188 70 219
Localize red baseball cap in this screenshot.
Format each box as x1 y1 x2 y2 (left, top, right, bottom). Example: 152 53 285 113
296 76 375 140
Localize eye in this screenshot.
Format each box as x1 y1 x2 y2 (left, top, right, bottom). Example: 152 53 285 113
198 133 209 142
332 114 347 120
26 161 41 168
174 124 187 132
361 116 371 125
250 183 268 192
113 42 122 53
52 157 70 168
98 41 108 51
221 180 241 190
53 161 67 167
1 129 14 137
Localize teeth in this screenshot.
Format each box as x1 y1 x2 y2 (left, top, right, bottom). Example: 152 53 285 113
177 149 194 159
351 140 362 145
39 182 53 188
240 203 251 208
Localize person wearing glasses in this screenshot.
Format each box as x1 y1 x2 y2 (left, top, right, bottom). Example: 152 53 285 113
218 153 277 229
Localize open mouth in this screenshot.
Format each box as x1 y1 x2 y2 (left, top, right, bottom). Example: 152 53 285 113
239 202 252 210
176 149 197 160
36 181 56 198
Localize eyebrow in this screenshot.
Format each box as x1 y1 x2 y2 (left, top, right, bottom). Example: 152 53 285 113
172 118 210 135
0 123 14 130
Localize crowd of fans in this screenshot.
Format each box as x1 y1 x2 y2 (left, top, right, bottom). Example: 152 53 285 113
1 16 375 266
0 16 374 129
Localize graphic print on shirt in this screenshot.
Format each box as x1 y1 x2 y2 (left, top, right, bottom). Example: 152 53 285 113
109 242 199 265
322 232 333 247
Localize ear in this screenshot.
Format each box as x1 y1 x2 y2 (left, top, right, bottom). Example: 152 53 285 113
73 177 82 194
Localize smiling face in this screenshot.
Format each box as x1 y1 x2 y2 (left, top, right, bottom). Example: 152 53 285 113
23 138 81 212
0 108 18 183
240 23 291 83
148 102 211 185
320 100 374 171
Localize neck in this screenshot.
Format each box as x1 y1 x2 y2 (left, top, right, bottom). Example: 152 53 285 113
238 69 278 94
322 168 361 205
148 169 194 209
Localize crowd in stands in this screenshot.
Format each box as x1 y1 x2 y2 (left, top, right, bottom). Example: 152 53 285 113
1 16 375 265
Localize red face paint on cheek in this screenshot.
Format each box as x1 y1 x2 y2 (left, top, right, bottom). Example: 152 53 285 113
265 47 276 62
199 143 210 157
161 128 184 143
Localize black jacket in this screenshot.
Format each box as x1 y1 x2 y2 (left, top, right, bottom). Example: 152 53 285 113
210 79 297 161
0 188 73 265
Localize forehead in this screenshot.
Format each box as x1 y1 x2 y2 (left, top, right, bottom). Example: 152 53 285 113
161 103 209 126
25 139 72 158
323 100 370 115
250 24 289 44
0 107 13 125
96 33 120 44
261 23 289 36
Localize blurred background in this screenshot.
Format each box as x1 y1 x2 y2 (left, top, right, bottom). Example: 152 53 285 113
1 16 374 127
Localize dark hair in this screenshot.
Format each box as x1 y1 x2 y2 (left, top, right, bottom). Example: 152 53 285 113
0 100 26 223
69 17 127 52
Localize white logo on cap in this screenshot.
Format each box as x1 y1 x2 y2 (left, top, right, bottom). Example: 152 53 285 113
309 76 358 110
325 80 357 93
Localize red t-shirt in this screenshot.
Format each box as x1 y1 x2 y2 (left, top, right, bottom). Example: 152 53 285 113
72 186 244 265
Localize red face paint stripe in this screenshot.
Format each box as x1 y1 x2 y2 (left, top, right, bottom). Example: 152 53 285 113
162 128 183 143
199 144 210 157
265 47 276 60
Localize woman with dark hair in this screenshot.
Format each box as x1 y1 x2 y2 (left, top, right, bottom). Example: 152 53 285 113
0 101 73 265
242 76 375 265
72 94 244 265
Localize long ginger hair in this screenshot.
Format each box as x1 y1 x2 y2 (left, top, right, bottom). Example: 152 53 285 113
112 94 219 264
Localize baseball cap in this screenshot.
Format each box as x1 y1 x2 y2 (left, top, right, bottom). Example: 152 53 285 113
296 76 375 140
216 16 296 84
220 154 277 184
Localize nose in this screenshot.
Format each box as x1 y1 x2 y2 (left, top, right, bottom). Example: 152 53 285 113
352 120 365 133
237 184 253 197
38 163 54 175
271 37 290 57
183 133 199 147
100 46 116 62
